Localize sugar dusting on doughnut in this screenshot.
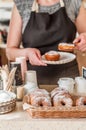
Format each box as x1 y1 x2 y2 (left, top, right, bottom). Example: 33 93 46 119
51 88 73 107
53 94 73 107
45 51 60 61
45 51 59 55
76 97 86 106
51 88 68 98
30 88 52 107
31 96 52 107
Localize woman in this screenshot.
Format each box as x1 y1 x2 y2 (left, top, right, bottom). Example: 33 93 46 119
6 0 86 85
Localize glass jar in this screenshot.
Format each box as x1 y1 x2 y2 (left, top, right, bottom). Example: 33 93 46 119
75 76 86 96
58 77 75 94
10 62 23 86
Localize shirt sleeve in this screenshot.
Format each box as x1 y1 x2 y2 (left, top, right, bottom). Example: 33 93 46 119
71 0 82 18
65 0 82 22
13 0 32 19
13 0 33 32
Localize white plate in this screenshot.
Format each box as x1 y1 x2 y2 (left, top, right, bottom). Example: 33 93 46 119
42 52 76 64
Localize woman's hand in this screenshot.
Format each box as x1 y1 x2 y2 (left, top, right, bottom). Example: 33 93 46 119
73 33 86 51
26 48 47 66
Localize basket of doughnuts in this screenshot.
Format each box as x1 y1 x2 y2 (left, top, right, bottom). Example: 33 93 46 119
23 88 86 118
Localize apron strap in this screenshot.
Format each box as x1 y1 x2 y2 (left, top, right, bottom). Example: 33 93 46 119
32 0 64 12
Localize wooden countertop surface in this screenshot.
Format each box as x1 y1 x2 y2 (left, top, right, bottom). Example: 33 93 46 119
0 100 86 130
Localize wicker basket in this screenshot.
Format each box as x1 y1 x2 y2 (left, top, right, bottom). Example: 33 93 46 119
23 95 86 118
0 99 16 114
27 106 86 118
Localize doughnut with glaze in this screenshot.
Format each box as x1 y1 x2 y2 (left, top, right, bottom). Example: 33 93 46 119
58 43 75 52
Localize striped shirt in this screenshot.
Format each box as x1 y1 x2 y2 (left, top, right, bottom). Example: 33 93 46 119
14 0 82 33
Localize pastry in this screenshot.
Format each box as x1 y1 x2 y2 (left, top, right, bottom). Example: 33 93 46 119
45 51 60 61
76 96 86 106
58 43 75 52
30 88 52 107
51 88 73 107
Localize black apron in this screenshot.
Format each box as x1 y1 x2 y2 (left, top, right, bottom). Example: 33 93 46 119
22 0 79 85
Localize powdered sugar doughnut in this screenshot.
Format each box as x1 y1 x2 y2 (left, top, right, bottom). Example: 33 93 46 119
51 88 73 107
76 97 86 106
53 94 73 107
30 88 52 107
51 88 68 98
30 88 49 96
31 96 52 107
45 51 60 61
30 93 50 103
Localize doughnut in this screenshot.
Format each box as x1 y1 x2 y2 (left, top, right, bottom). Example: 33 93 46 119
58 43 75 52
33 88 49 95
45 51 60 61
51 88 73 107
30 88 50 97
30 92 50 102
51 88 69 98
31 96 52 107
30 88 52 107
76 97 86 106
53 94 73 107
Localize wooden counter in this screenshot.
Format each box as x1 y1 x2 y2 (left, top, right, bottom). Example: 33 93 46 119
0 102 86 130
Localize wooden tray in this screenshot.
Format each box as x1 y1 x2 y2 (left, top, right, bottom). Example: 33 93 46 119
27 106 86 118
23 95 86 118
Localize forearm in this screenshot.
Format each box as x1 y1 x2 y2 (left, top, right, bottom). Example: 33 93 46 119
6 47 28 61
6 4 25 61
6 47 47 66
75 3 86 34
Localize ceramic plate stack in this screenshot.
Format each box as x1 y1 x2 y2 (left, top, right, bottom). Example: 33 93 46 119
0 90 16 114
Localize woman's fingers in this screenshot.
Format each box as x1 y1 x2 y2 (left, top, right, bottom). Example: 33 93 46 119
36 49 41 60
73 37 81 44
28 48 47 66
73 33 86 51
78 43 86 51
